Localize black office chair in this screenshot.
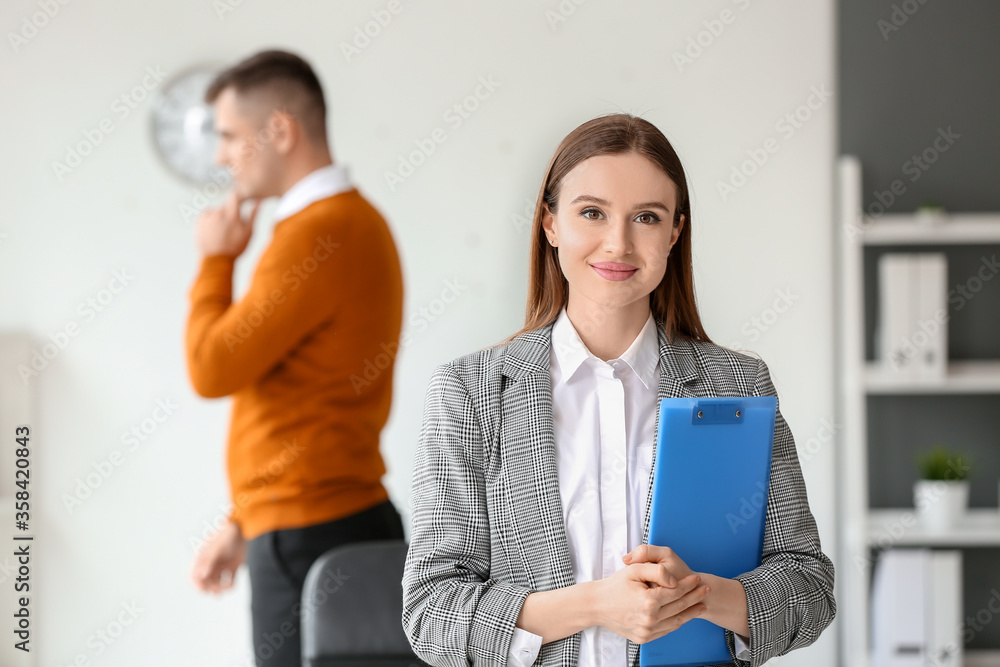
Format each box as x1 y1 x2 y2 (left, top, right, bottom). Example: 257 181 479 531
300 539 429 667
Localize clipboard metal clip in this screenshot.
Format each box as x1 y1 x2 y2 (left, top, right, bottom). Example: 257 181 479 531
691 400 744 425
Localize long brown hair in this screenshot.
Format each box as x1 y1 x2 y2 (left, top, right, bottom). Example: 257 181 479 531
492 113 713 348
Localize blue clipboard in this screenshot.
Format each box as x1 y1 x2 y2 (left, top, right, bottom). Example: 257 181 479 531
639 396 777 667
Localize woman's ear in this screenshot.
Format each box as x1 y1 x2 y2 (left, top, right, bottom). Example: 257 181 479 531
666 213 685 255
541 204 556 242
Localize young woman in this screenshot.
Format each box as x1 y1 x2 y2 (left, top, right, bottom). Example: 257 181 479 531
402 114 836 667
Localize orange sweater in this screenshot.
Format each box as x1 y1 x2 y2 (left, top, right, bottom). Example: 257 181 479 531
185 189 404 540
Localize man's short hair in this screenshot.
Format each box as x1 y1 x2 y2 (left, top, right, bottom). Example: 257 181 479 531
205 49 328 145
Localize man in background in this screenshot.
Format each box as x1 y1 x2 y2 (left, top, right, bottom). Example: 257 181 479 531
185 49 405 667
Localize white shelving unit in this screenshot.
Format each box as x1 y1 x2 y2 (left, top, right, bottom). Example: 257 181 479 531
836 155 1000 667
868 509 1000 547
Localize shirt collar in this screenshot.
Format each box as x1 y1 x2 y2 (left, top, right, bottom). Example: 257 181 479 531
272 163 353 223
550 306 660 389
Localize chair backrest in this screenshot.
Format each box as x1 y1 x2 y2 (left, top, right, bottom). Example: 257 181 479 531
301 539 427 667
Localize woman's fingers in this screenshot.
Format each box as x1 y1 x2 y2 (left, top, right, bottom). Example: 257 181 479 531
625 543 672 564
656 596 708 636
633 562 677 588
653 574 710 618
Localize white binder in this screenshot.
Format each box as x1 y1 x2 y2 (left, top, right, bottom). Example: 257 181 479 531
871 548 927 666
870 548 964 667
878 253 916 375
927 550 963 667
915 253 948 378
877 253 948 378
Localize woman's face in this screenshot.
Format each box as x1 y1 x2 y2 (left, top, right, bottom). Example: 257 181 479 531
542 151 685 315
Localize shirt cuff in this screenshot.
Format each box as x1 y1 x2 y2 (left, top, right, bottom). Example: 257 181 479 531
734 631 751 660
507 627 542 667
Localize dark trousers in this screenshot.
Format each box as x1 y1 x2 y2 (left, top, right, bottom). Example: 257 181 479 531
244 499 405 667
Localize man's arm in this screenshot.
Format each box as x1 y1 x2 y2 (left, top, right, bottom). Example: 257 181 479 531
185 225 343 398
185 190 345 397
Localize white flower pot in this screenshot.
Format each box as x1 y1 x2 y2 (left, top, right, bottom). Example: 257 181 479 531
913 479 969 532
915 208 946 226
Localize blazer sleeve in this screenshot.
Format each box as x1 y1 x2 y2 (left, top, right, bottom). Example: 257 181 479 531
402 361 533 666
727 356 837 666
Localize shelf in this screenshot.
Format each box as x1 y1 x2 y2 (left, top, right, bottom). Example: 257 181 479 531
867 508 1000 547
859 213 1000 245
967 650 1000 667
864 360 1000 393
837 156 1000 666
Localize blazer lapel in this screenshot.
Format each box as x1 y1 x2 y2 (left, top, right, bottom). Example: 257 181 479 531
499 322 581 665
643 319 702 546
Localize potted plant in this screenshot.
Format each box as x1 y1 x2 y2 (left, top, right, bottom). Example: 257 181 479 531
915 201 947 226
913 444 973 532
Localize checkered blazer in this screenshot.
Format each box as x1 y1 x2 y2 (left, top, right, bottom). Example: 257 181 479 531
402 318 836 666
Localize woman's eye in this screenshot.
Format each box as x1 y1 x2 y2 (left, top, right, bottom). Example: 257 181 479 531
636 212 661 224
581 208 602 220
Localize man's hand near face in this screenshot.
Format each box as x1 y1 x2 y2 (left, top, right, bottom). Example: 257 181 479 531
196 189 261 258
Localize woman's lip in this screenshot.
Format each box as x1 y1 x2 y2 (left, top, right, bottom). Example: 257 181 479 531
591 262 637 270
591 265 638 281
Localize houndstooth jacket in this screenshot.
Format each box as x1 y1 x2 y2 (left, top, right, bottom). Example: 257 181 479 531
401 318 836 666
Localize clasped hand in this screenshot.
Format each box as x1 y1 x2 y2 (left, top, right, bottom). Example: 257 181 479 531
595 544 711 645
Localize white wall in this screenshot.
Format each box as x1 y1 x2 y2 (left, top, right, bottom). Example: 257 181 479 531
0 0 838 664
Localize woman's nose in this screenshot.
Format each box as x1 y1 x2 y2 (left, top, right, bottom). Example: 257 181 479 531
602 219 632 255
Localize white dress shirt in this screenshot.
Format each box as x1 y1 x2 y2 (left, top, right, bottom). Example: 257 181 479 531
507 306 751 666
272 162 353 223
